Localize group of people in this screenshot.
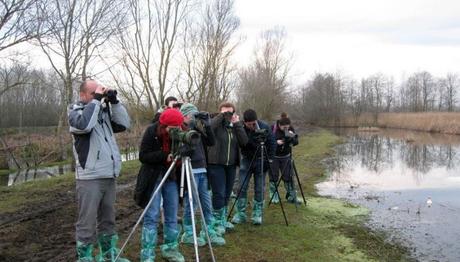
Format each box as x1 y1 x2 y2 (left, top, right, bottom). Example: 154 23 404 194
69 80 300 262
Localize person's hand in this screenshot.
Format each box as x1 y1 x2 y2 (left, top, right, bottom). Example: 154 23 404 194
167 154 173 162
277 139 284 145
231 114 239 124
95 85 105 95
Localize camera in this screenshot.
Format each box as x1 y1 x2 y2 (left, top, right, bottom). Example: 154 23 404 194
253 128 269 143
283 128 297 145
194 111 210 120
104 89 117 97
172 102 183 109
169 128 200 146
222 111 233 118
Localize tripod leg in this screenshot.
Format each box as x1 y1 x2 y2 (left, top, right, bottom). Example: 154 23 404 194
116 156 179 261
184 158 200 262
263 146 289 226
186 160 217 262
227 147 259 221
292 160 307 206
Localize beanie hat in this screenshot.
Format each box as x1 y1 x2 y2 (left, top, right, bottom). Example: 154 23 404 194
160 108 184 126
243 109 258 122
180 103 199 117
164 96 178 106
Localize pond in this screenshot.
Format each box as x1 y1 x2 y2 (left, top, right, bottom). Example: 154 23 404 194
2 151 139 187
317 128 460 261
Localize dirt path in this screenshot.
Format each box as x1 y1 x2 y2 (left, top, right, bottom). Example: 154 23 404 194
0 179 142 262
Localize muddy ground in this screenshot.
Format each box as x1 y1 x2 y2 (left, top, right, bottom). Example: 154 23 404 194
0 175 142 262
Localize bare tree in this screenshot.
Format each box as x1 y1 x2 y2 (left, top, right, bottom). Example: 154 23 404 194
237 27 290 120
180 0 240 111
0 0 41 52
114 0 191 112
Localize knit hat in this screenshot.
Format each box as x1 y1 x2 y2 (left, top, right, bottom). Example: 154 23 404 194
180 103 199 117
160 108 184 126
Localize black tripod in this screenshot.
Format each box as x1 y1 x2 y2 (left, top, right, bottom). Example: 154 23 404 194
227 140 289 226
268 152 307 211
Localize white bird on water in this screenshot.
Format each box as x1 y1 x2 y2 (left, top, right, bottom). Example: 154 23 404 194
427 197 433 208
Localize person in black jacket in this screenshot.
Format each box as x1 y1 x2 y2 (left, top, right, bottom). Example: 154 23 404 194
179 103 225 246
231 109 276 226
270 113 300 204
136 108 185 262
207 102 248 235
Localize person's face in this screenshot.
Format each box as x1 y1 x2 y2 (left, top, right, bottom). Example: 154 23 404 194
244 120 257 131
279 124 290 131
183 114 192 125
220 106 234 114
80 81 98 103
167 100 178 108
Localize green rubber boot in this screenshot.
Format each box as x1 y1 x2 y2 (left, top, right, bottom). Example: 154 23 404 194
140 227 157 262
251 200 264 225
269 181 280 204
180 217 205 246
212 208 226 236
76 241 94 262
200 223 226 246
285 181 302 204
223 206 235 231
160 227 185 262
231 198 247 224
95 234 130 262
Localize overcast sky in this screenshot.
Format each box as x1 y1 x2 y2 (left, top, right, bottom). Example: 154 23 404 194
234 0 460 83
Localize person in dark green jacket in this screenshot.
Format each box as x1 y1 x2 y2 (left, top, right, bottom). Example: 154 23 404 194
207 102 248 235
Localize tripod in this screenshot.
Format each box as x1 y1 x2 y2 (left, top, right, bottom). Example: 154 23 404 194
268 153 307 211
228 140 289 226
116 155 216 262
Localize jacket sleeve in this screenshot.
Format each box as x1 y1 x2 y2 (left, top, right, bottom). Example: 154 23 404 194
68 100 101 134
202 124 216 147
290 126 299 146
233 121 248 147
211 113 224 132
110 102 131 133
139 125 168 165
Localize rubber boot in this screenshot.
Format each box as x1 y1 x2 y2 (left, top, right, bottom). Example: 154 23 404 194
223 206 235 231
212 208 226 236
160 227 185 262
269 181 280 204
285 181 302 204
180 217 205 246
76 241 94 262
95 234 130 262
140 227 157 262
200 223 226 246
231 198 247 224
251 200 264 225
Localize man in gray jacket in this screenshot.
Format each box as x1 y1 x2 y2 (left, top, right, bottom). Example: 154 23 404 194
68 80 131 262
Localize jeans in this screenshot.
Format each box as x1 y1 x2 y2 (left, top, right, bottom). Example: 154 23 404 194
271 155 292 182
183 172 213 224
207 164 237 210
237 157 266 202
143 178 179 233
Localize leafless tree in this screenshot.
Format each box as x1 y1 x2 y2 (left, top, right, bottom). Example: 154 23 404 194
180 0 240 111
114 0 191 112
236 27 290 120
0 0 41 52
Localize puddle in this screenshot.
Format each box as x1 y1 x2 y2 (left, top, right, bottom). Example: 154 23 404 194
318 128 460 261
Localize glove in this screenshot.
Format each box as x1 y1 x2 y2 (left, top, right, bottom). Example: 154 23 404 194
106 89 119 104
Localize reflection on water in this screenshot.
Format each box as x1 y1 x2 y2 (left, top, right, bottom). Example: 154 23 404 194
3 151 139 187
318 128 460 261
